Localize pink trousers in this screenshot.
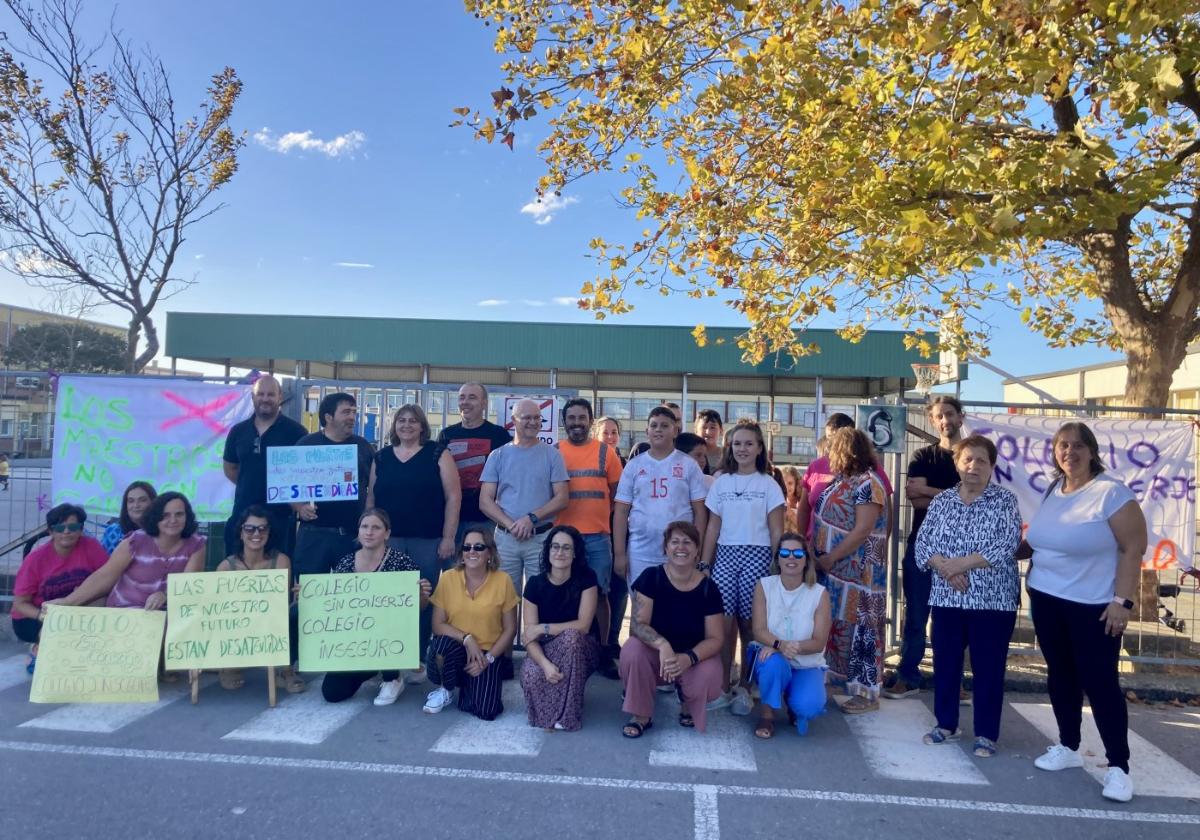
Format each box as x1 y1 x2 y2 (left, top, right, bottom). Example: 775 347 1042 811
619 637 723 732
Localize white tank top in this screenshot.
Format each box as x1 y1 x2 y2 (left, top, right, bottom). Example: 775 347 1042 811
761 576 825 669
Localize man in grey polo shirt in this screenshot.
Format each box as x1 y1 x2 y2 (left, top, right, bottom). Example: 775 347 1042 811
479 398 569 598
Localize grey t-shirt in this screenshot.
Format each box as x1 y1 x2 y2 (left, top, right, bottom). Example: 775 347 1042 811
480 441 568 521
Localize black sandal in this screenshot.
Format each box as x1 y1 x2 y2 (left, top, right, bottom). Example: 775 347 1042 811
622 718 653 738
679 711 695 728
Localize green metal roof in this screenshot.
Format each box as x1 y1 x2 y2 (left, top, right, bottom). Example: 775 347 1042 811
165 312 924 379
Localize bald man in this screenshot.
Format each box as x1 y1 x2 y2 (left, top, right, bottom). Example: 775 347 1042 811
223 375 308 554
479 398 569 599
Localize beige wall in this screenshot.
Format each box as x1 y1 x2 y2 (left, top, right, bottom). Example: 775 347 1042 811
1004 347 1200 409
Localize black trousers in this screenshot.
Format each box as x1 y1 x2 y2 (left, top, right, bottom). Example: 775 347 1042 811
1028 586 1130 772
426 635 503 720
321 669 400 703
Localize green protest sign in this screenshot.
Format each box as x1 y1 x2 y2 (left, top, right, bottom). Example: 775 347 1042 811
31 606 165 704
164 570 290 669
297 572 419 672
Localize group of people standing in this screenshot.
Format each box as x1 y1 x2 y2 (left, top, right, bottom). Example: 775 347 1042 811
8 378 1149 803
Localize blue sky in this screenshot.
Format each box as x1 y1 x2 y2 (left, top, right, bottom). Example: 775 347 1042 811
0 1 1124 399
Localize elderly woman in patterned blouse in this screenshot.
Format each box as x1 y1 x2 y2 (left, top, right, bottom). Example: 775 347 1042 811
915 434 1022 758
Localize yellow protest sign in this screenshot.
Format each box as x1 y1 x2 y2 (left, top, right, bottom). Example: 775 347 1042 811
164 570 290 669
30 606 165 703
298 572 419 672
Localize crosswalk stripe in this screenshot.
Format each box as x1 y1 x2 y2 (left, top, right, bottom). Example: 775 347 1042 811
19 676 206 734
649 704 758 772
223 679 369 745
1011 702 1200 799
0 655 31 693
842 696 989 785
429 682 545 756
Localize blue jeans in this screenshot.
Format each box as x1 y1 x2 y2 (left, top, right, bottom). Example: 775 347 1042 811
895 543 932 685
581 533 613 595
750 643 827 735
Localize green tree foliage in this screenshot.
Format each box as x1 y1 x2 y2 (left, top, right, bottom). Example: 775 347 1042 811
461 0 1199 406
0 0 243 373
3 321 125 373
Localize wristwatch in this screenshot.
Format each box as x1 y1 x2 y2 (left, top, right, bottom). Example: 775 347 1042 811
772 639 781 650
528 512 540 525
485 652 496 665
1111 596 1134 610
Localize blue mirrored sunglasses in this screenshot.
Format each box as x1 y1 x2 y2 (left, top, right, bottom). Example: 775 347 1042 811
777 548 806 558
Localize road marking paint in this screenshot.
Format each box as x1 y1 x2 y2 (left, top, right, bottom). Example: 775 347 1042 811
0 740 1195 826
693 785 720 840
842 696 988 785
1012 702 1200 799
430 681 545 756
0 655 30 693
18 677 208 734
223 681 369 745
649 709 757 772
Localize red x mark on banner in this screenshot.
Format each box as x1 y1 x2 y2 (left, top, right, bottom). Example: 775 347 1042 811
160 390 242 434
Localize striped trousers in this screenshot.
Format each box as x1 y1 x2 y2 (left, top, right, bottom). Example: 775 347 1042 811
426 634 504 721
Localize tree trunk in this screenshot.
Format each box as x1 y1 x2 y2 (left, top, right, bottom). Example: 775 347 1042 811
124 316 143 375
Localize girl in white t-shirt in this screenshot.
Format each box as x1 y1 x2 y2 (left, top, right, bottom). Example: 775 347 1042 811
1022 422 1146 804
700 421 784 713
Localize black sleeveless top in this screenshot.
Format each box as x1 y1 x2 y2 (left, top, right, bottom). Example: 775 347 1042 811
373 442 445 539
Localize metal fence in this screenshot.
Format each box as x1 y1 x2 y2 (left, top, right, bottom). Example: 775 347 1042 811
882 397 1200 673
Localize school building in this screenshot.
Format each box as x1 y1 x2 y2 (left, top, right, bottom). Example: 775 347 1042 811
164 312 940 462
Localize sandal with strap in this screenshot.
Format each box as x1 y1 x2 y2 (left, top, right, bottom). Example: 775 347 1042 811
973 737 997 757
922 726 961 745
622 718 653 739
276 667 306 694
219 668 245 690
754 717 775 739
679 711 696 728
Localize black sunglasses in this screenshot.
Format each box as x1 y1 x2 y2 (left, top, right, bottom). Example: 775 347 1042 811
461 543 488 553
241 524 269 534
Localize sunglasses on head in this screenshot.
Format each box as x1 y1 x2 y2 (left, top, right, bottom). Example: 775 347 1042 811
461 543 488 553
241 524 269 535
777 548 806 558
50 522 84 534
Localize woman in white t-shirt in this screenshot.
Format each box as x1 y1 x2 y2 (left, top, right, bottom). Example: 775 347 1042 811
748 532 830 738
700 421 785 714
1022 422 1146 804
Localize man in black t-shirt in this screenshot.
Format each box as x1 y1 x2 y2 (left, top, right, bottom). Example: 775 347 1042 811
291 392 375 579
436 382 511 546
223 375 307 555
884 395 964 698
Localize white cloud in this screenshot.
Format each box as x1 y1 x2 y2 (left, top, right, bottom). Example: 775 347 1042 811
552 296 579 306
521 299 547 307
334 261 374 269
477 298 509 307
520 192 579 225
0 249 64 275
193 254 205 260
254 127 366 158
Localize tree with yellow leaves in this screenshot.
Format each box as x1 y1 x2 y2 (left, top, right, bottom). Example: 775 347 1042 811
0 0 243 372
461 0 1199 409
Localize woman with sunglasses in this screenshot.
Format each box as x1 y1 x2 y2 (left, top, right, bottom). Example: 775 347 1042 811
12 504 108 671
214 505 305 694
321 508 432 706
423 529 518 719
100 481 157 554
748 533 831 739
56 492 207 613
520 525 600 731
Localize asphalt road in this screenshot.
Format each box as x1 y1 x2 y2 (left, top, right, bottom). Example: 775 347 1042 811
0 641 1198 840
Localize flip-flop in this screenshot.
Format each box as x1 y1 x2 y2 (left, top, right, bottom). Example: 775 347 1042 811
754 718 775 739
622 718 653 739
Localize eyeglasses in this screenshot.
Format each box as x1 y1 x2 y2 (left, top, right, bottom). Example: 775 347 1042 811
50 522 83 534
461 543 488 553
241 524 269 535
777 548 807 558
548 543 574 554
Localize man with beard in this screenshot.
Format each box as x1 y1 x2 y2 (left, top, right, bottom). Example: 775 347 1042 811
291 392 376 579
223 375 307 554
884 395 967 700
556 397 624 677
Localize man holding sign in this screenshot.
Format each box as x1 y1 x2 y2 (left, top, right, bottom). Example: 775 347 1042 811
292 393 375 580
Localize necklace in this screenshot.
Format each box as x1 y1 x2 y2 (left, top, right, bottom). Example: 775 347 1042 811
732 472 754 497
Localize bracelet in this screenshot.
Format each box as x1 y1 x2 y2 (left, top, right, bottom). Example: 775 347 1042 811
462 633 473 645
685 649 699 666
542 622 550 637
772 639 781 650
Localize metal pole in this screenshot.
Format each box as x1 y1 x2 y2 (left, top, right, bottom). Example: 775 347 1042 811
681 373 689 422
815 376 825 431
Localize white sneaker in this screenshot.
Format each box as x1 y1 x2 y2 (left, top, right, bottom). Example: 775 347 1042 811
404 667 427 685
730 686 754 716
1034 744 1085 771
422 686 454 714
1102 767 1133 802
373 679 404 706
706 691 733 712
